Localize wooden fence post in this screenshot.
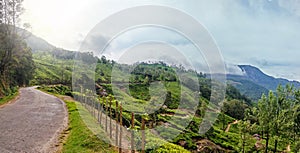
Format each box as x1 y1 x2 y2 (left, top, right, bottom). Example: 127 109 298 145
84 93 87 109
119 103 123 153
94 96 96 118
88 94 91 113
141 118 145 153
100 97 103 124
80 86 83 104
115 101 119 146
97 100 100 122
105 97 108 132
109 96 112 139
90 95 92 115
131 112 135 153
90 92 92 114
92 94 95 117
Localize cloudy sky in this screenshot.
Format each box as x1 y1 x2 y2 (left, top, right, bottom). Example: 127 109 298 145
21 0 300 81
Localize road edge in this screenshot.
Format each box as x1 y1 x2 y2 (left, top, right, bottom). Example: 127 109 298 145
35 88 69 153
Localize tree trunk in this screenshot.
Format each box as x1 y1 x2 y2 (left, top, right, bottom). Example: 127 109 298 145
274 139 278 153
242 139 245 153
265 132 269 153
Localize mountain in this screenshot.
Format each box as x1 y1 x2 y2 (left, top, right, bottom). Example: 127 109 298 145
238 65 300 90
226 65 300 101
226 74 269 101
17 28 55 52
25 33 55 52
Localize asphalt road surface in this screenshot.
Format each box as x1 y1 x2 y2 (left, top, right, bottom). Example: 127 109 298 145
0 87 68 153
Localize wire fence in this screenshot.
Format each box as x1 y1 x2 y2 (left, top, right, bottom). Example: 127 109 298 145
77 89 146 153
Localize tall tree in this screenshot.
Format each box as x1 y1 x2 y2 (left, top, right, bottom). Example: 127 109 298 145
257 93 273 153
239 120 254 153
256 85 300 153
0 0 24 26
0 0 34 96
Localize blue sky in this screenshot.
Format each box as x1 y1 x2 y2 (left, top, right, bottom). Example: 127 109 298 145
22 0 300 81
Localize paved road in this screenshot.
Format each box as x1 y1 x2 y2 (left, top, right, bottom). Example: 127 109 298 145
0 87 68 153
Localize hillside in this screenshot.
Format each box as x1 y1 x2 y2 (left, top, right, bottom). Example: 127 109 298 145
32 50 259 152
25 32 296 152
226 74 269 101
238 65 300 91
224 65 300 101
17 28 55 52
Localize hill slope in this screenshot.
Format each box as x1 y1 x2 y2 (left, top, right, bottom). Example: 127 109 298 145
17 28 55 52
238 65 300 91
26 31 292 152
226 65 300 101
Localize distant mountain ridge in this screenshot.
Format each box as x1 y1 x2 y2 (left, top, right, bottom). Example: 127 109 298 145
17 28 56 52
25 33 55 52
226 65 300 101
237 65 300 91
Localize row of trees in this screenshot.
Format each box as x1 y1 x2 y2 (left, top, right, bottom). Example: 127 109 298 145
239 84 300 152
256 85 300 152
0 0 34 97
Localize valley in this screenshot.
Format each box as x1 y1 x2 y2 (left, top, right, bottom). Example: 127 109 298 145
1 1 300 152
1 33 300 152
29 45 300 152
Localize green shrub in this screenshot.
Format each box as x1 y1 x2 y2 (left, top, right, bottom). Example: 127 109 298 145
148 142 190 153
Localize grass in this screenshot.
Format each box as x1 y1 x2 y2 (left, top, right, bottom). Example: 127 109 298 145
0 91 18 106
62 101 117 153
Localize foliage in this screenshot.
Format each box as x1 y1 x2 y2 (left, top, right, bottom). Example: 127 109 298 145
238 120 255 153
31 52 73 85
0 0 34 97
0 89 18 105
228 78 269 101
35 54 256 152
62 101 116 153
226 84 251 105
0 27 34 97
148 142 190 153
38 85 72 97
222 99 248 120
254 84 300 152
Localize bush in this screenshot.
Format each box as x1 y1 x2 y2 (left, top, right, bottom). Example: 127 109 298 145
148 142 190 153
40 85 73 97
293 141 300 152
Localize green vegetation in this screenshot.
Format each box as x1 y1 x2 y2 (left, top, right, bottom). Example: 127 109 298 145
228 78 269 101
34 52 300 152
253 85 300 152
63 101 116 153
34 53 256 152
148 141 190 153
1 1 299 152
0 27 34 97
92 57 257 152
31 51 73 85
0 0 35 98
38 85 72 97
0 90 18 105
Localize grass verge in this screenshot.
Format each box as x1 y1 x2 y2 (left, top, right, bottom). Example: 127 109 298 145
62 100 117 153
0 91 19 106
